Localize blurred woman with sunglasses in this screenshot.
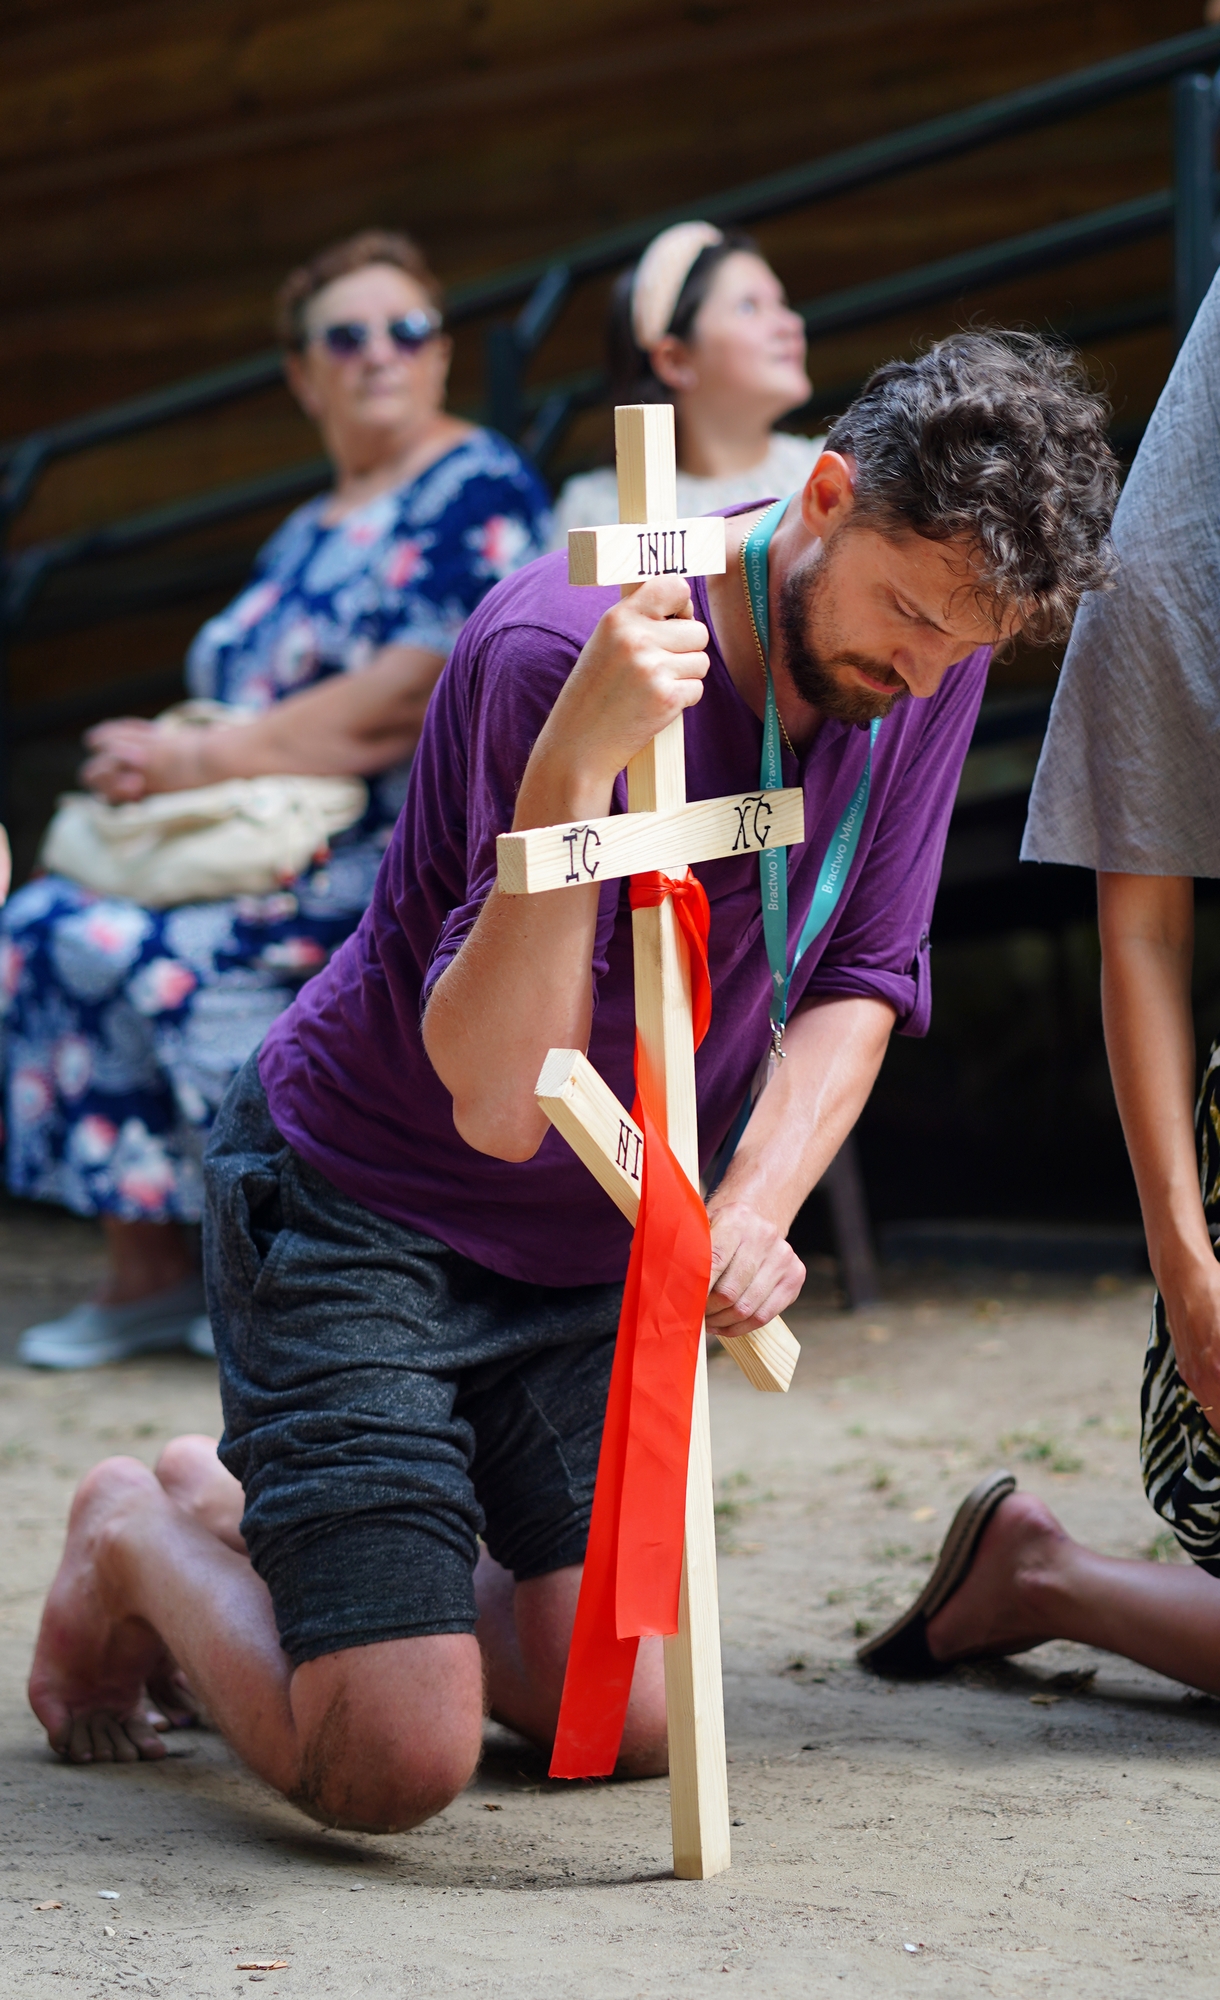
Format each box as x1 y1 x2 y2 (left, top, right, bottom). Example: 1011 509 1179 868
550 222 818 540
4 229 549 1368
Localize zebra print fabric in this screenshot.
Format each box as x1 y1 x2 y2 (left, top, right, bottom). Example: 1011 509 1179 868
1140 1038 1220 1573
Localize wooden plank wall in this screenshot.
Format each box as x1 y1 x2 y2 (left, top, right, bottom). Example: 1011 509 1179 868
0 0 1206 820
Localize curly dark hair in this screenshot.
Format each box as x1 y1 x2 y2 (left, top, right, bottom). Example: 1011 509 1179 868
824 331 1119 645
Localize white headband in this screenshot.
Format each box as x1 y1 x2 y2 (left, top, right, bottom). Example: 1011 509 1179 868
630 222 724 352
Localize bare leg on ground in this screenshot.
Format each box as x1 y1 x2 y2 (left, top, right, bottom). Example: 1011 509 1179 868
926 1491 1220 1695
151 1437 669 1771
135 1436 247 1727
29 1458 484 1827
30 1457 667 1826
474 1548 667 1776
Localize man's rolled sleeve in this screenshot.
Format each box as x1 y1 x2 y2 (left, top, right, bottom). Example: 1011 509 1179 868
802 940 931 1038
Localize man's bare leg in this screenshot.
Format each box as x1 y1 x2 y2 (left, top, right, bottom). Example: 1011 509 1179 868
127 1436 247 1726
31 1455 667 1821
150 1436 668 1773
154 1435 245 1552
145 1438 671 1772
926 1490 1220 1695
474 1549 667 1777
30 1458 483 1829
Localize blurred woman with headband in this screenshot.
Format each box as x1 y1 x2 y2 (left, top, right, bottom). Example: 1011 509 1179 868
551 221 819 539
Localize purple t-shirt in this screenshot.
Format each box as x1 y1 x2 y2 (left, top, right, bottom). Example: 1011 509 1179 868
260 533 989 1287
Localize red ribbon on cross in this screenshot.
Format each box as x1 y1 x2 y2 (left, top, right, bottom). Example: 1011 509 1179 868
549 869 713 1780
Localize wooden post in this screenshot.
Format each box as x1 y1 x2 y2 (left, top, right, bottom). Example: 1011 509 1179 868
617 405 731 1881
494 403 809 1880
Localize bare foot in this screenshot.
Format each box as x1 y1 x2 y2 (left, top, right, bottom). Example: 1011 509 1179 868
143 1659 208 1732
29 1458 172 1764
926 1491 1066 1665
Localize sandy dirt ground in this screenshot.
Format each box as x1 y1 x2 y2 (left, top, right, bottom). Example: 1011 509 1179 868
1 1207 1218 1998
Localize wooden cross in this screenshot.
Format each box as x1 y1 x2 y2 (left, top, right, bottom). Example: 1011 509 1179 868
496 404 805 1882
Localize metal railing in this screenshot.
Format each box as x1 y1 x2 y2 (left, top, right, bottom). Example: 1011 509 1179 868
4 24 1220 805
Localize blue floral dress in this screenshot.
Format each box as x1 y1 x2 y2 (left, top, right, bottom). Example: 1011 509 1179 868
0 429 549 1221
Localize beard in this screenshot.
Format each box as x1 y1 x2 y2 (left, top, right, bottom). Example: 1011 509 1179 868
776 547 910 730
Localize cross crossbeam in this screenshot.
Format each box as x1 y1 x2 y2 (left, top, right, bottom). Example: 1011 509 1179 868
496 786 803 895
567 515 728 587
534 1048 800 1394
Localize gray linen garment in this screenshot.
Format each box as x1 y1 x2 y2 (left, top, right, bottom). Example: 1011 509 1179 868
1022 269 1220 875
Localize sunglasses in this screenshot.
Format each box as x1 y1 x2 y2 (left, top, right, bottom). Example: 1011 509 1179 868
310 310 443 358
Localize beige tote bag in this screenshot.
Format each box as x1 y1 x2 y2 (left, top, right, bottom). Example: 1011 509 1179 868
39 703 368 908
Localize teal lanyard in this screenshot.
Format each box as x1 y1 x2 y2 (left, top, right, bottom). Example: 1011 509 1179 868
742 497 880 1052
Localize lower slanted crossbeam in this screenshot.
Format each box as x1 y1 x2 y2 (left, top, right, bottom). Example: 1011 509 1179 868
535 1048 800 1395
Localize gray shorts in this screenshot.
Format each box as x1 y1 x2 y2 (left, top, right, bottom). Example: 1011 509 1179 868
203 1054 622 1665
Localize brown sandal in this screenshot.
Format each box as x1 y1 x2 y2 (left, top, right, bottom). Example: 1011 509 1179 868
856 1470 1017 1678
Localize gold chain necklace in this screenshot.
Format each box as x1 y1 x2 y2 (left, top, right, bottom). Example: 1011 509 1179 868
739 534 796 757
